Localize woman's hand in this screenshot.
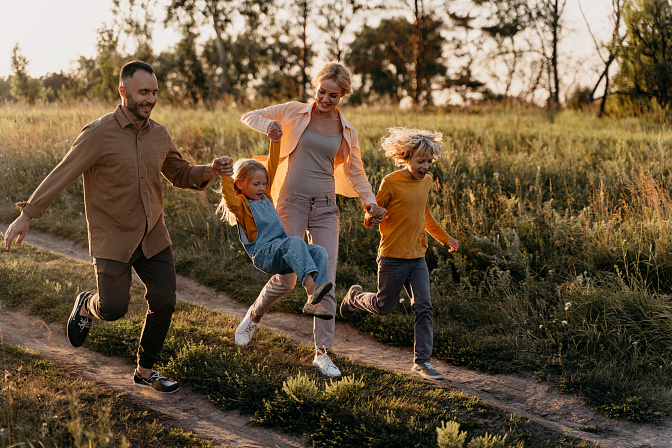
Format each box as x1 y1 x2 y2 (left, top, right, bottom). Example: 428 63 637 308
366 203 386 224
267 121 283 142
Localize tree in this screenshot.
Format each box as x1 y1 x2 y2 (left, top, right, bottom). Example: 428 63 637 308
278 0 313 102
0 77 11 102
9 44 44 104
314 0 366 61
165 0 273 100
42 72 70 102
469 0 534 99
112 0 158 62
155 20 209 105
94 25 124 102
387 0 448 106
529 0 567 109
346 16 446 105
617 0 672 109
579 0 625 116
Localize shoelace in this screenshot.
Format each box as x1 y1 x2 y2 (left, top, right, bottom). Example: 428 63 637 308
148 371 167 381
77 317 91 331
242 319 257 333
422 362 436 370
319 354 337 370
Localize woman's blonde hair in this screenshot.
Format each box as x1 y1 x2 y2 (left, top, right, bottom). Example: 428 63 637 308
217 158 268 226
380 127 443 166
312 61 352 95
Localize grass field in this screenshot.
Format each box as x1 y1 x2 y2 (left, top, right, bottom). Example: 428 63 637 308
0 244 593 447
2 102 672 423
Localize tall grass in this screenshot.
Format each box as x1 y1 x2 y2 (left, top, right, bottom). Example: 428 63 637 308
2 103 672 421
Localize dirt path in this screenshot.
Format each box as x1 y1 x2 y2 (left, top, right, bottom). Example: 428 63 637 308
2 224 671 447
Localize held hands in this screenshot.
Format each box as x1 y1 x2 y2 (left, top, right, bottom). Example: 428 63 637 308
445 237 459 253
366 203 386 225
3 212 32 251
267 121 283 142
212 156 234 177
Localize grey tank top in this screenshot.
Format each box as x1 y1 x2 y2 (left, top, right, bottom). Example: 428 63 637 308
283 127 343 194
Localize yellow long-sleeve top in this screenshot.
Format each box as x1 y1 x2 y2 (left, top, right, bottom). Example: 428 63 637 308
371 171 451 259
220 141 280 243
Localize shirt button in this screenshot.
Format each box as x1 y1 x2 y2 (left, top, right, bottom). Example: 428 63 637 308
139 156 143 159
141 176 144 179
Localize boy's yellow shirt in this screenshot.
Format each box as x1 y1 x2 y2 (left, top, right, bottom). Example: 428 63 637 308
375 171 450 259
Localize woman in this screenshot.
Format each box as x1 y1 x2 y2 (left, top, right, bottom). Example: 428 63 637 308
235 61 385 377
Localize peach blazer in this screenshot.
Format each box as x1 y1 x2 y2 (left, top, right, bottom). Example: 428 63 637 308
241 101 377 208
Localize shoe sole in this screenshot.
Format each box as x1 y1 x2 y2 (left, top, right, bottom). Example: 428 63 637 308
133 381 180 393
313 363 341 377
309 282 333 305
411 369 444 380
67 292 91 347
303 305 334 320
340 285 361 319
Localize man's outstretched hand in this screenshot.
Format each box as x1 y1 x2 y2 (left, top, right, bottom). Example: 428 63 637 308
4 212 32 250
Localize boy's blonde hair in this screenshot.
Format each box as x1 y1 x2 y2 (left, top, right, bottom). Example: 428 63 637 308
380 127 443 166
217 158 268 226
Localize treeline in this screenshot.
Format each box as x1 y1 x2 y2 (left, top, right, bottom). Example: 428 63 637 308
4 0 672 114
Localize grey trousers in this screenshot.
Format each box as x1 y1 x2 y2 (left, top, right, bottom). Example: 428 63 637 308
252 190 340 351
86 245 177 369
350 255 433 364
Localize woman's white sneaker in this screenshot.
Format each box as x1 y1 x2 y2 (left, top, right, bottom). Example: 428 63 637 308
313 352 341 377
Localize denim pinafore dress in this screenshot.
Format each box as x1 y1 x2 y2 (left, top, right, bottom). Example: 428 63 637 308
238 196 293 276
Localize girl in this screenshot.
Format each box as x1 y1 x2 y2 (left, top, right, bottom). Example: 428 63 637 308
340 127 459 380
218 141 333 347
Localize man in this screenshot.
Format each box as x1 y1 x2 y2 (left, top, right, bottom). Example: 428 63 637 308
3 60 233 393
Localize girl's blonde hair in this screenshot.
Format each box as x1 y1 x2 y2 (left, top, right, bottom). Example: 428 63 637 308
312 61 352 95
217 158 268 226
380 127 443 166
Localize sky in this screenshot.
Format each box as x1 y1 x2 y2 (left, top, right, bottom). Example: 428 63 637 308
1 0 615 85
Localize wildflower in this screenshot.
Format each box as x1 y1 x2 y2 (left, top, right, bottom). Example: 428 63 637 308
561 320 568 326
564 302 571 311
539 324 544 329
399 298 405 303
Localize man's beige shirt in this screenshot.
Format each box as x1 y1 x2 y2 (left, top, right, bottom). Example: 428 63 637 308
18 106 211 263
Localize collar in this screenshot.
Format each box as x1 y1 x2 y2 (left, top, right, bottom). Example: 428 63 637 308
114 105 151 131
306 102 355 132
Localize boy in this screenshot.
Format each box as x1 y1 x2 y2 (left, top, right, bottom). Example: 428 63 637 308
340 127 459 380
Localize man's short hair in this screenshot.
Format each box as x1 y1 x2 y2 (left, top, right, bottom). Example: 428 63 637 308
119 60 155 87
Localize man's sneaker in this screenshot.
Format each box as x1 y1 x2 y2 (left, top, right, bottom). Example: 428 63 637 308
411 361 444 380
313 352 341 377
67 291 93 347
133 370 180 393
340 284 362 319
302 302 333 320
235 305 258 347
307 281 333 305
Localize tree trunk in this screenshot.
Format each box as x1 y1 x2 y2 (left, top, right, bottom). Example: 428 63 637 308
411 0 421 106
550 0 560 108
300 1 309 102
